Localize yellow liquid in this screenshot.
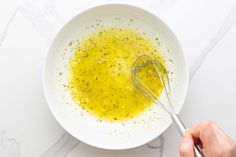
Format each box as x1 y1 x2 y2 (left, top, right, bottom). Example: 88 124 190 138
68 28 166 121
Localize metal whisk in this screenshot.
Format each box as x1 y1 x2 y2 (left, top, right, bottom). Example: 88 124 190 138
131 55 203 157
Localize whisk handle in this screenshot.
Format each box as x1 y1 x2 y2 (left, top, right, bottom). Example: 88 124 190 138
171 114 186 135
171 114 204 157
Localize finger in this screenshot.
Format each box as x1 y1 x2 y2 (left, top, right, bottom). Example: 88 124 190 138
189 121 218 146
211 122 236 149
210 123 234 144
179 133 195 157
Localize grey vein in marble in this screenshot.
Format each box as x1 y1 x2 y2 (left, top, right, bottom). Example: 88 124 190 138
190 3 236 80
0 0 64 49
147 135 165 150
146 134 165 157
0 131 20 157
18 0 64 41
40 132 80 157
0 9 18 47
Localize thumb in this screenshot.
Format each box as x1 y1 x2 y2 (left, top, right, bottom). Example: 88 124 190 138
179 133 195 157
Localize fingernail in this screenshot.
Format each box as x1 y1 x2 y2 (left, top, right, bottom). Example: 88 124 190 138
185 128 190 133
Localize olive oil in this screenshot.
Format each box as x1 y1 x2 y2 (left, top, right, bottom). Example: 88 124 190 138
68 27 167 121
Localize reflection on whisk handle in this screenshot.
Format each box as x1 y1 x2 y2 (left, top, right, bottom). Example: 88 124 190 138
171 114 186 136
171 114 204 157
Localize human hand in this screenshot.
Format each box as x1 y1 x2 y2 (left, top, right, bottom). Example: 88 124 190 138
179 121 236 157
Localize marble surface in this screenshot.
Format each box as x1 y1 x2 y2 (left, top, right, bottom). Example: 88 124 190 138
0 0 236 156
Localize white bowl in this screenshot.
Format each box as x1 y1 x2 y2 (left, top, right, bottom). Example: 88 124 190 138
43 4 189 150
